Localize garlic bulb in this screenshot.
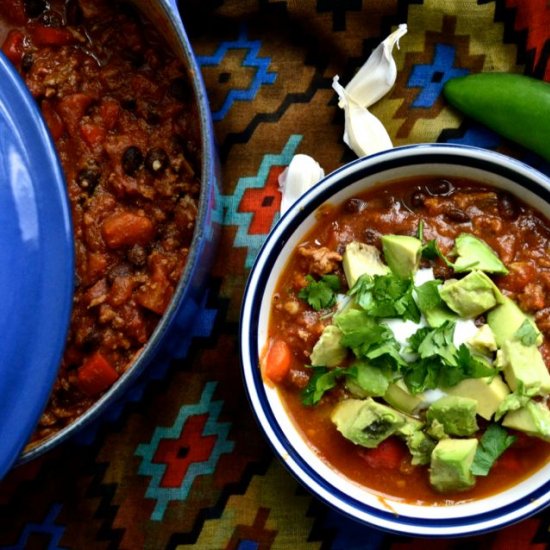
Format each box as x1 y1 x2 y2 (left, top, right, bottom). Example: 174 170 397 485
278 154 325 214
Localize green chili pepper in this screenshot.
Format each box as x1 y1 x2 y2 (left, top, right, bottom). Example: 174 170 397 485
443 73 550 162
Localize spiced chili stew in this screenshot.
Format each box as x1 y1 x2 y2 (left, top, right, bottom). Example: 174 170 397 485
1 0 202 443
265 176 550 503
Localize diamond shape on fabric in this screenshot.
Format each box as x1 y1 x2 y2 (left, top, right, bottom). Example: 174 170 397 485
135 382 234 521
221 134 302 268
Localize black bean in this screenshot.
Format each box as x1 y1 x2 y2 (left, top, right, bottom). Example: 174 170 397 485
343 198 366 214
444 207 470 223
145 148 169 175
427 179 452 196
498 192 520 221
127 244 147 267
363 228 380 245
80 330 101 353
76 168 100 192
21 53 34 73
38 11 62 27
24 0 47 18
65 0 83 25
146 110 161 125
410 190 426 208
168 77 192 103
123 50 145 68
122 146 143 176
121 99 137 111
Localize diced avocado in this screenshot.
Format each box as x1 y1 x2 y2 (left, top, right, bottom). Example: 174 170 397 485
487 296 543 348
345 362 390 398
467 324 497 355
310 325 347 367
453 233 509 275
439 270 503 318
381 235 422 279
397 418 436 466
429 438 478 493
444 375 510 421
331 398 405 448
424 304 458 328
342 242 389 289
427 418 448 440
497 340 550 396
426 395 479 436
502 400 550 441
384 379 426 415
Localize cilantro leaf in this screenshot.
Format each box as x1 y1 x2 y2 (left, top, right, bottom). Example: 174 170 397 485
471 424 516 476
301 366 346 406
349 273 421 323
298 274 340 311
403 357 442 394
514 319 539 346
415 321 457 366
454 344 497 379
414 279 444 313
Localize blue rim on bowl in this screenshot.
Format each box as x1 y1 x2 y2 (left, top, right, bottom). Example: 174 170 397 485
0 51 74 478
240 143 550 537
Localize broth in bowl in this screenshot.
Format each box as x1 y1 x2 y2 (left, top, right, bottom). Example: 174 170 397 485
262 175 550 504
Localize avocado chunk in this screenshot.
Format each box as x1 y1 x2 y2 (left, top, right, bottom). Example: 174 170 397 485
429 438 478 493
331 398 405 448
381 235 422 279
467 324 498 355
497 340 550 396
502 400 550 441
487 296 543 348
342 242 389 289
439 270 503 318
384 379 426 415
426 395 479 436
397 417 436 466
444 375 510 420
453 233 509 275
310 325 347 367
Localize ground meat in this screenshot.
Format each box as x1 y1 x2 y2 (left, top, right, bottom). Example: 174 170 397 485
298 245 342 275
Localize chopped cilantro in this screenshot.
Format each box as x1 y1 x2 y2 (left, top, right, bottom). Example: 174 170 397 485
348 273 421 323
413 321 457 366
334 310 405 368
471 423 516 476
298 274 340 311
514 319 539 346
414 279 444 312
301 366 346 406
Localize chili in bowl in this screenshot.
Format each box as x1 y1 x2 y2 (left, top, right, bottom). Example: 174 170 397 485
0 0 218 463
240 144 550 537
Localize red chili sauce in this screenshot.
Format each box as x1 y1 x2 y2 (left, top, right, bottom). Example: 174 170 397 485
267 177 550 504
0 0 201 443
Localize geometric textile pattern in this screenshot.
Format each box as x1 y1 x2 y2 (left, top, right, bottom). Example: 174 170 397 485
221 134 302 268
135 382 234 521
3 1 550 549
196 25 277 121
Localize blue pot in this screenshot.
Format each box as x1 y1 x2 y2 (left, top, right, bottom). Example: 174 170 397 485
3 0 220 469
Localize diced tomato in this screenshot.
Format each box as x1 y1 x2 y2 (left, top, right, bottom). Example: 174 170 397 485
41 100 65 140
0 0 26 25
76 352 119 396
29 24 76 47
57 93 94 136
358 437 408 470
2 29 25 65
99 99 121 130
101 211 155 249
261 338 292 384
80 122 106 148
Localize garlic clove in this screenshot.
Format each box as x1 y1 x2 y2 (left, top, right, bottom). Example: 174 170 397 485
344 23 407 108
278 154 325 214
332 76 393 158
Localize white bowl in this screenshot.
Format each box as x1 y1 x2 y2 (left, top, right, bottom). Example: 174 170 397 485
240 143 550 537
